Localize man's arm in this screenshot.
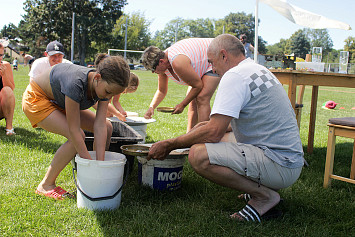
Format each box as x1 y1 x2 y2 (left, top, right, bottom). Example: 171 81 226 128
147 114 233 160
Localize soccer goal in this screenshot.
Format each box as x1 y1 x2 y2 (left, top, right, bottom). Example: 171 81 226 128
107 49 144 65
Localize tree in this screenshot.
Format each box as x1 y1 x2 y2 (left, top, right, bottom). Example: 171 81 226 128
150 18 186 49
266 38 292 56
151 17 215 49
219 12 255 39
274 38 292 56
1 24 20 39
344 36 355 63
303 28 333 57
181 18 215 38
215 12 267 54
18 0 127 64
323 48 341 64
109 12 151 62
111 12 151 51
290 30 310 59
151 12 267 54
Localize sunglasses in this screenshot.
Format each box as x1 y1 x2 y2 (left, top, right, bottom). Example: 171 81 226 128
0 54 4 57
151 59 160 72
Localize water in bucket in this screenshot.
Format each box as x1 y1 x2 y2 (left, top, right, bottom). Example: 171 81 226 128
75 151 126 210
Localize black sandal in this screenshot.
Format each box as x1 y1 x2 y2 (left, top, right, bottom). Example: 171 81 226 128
230 204 283 222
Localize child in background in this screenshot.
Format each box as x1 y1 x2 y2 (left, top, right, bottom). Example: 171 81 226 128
13 58 18 71
109 72 139 119
22 53 130 200
93 72 139 121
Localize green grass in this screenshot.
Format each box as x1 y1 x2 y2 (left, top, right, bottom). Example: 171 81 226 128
1 66 355 236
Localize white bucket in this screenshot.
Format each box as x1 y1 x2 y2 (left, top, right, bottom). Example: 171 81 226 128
128 124 147 143
137 155 186 191
124 117 156 143
75 151 126 210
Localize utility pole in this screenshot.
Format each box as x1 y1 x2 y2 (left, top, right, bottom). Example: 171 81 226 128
254 0 259 63
71 0 75 62
124 17 128 60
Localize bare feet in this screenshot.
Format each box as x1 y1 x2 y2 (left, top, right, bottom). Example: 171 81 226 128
36 182 57 194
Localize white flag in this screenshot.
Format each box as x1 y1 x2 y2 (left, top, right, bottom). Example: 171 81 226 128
260 0 351 30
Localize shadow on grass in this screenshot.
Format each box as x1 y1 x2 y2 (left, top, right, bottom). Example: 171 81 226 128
303 141 355 180
91 163 223 236
0 126 63 154
73 142 355 236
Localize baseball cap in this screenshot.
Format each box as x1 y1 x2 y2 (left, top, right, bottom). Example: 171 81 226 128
46 40 65 56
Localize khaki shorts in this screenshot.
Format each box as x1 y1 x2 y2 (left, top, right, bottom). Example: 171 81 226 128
22 81 65 128
205 142 302 190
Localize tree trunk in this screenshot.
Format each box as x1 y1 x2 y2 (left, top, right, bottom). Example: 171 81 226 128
79 29 86 66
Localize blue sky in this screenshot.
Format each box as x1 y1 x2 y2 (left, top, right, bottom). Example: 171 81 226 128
2 0 354 50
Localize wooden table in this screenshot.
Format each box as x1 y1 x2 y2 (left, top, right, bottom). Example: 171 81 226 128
270 69 355 153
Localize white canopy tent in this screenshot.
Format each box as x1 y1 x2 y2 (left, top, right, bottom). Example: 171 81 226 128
254 0 352 62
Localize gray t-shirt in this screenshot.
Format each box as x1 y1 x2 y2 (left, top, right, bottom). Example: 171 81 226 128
50 63 97 110
211 58 304 169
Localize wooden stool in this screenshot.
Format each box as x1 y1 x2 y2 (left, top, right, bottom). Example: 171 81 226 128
323 117 355 188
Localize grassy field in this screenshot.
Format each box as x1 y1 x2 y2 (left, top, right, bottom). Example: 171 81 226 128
1 65 355 236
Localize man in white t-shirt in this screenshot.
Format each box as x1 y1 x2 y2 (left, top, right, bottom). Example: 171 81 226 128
29 40 72 81
146 34 304 223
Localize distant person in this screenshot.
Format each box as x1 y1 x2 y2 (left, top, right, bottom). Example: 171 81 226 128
147 34 304 223
22 54 130 200
22 53 35 71
13 58 18 71
107 72 139 120
142 38 220 132
29 40 72 81
0 43 16 135
92 59 139 121
239 34 256 59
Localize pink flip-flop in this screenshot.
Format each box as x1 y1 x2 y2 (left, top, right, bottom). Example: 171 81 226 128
35 186 73 200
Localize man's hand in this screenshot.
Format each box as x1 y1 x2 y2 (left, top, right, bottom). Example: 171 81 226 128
147 140 174 160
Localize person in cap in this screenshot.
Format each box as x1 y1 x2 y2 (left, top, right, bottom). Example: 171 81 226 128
29 40 72 81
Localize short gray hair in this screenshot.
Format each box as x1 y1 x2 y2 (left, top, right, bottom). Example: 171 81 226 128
141 46 165 71
209 34 245 57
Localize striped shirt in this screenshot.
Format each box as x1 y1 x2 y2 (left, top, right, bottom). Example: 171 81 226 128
165 38 213 85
